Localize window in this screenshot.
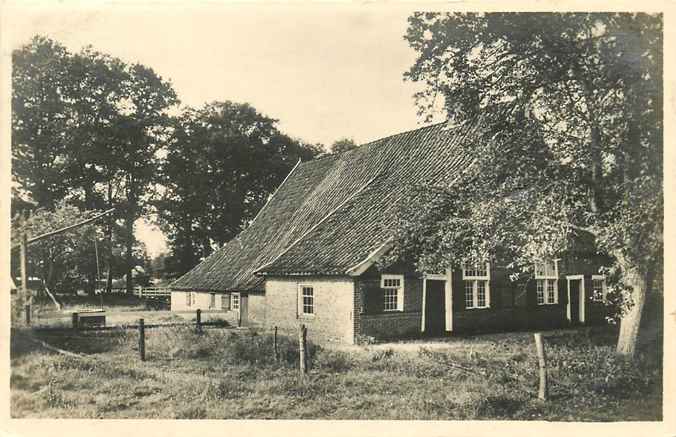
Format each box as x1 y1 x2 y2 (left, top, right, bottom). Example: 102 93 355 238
209 293 216 309
301 286 314 315
535 260 558 305
221 294 230 310
231 293 240 311
381 274 404 311
186 292 191 307
463 262 490 309
591 275 606 302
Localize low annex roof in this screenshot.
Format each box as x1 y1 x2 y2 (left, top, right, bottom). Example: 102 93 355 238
170 120 478 292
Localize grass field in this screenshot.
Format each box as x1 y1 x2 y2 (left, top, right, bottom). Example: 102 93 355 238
10 322 662 420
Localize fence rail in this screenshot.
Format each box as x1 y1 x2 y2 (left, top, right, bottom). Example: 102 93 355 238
32 320 229 333
135 287 172 298
107 287 172 298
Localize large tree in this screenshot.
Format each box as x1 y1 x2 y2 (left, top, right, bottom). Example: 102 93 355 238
157 101 321 277
330 137 359 154
12 36 178 293
398 13 662 357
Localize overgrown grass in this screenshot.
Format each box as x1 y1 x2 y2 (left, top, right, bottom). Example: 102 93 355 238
10 321 661 420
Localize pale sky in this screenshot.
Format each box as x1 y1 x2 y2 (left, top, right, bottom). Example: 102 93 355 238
4 3 436 257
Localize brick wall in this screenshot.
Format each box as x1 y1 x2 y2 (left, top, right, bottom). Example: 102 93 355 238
355 273 424 341
264 277 355 344
360 312 422 340
453 305 568 333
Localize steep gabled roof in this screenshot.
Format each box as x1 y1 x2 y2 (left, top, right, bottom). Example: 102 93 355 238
170 120 478 292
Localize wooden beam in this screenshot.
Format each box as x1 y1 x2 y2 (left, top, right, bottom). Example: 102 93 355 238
27 208 115 244
11 208 115 250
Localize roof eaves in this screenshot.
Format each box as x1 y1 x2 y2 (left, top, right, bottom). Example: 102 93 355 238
345 237 394 276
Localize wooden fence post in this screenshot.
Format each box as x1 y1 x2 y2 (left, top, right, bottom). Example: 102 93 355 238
299 324 307 376
273 326 278 362
196 309 202 333
534 333 548 401
139 318 146 361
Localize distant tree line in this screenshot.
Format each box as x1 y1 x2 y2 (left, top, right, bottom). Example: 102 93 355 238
11 36 323 290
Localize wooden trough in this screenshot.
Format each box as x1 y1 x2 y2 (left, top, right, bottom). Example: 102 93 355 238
72 310 106 329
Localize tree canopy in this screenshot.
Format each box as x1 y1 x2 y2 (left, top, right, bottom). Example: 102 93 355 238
330 137 359 154
156 101 322 277
12 35 179 293
399 12 662 357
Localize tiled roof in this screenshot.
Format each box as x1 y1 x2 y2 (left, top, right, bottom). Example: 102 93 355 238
170 120 478 292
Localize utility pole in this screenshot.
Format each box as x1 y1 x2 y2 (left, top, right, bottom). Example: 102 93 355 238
20 231 29 325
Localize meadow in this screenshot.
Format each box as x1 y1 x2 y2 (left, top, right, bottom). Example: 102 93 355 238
10 321 662 420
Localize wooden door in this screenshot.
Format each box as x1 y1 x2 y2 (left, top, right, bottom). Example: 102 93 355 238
569 280 580 324
424 280 446 335
239 294 249 327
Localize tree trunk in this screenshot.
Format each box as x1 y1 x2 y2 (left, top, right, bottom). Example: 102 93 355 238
616 257 648 358
589 124 602 213
202 235 212 258
105 183 114 294
125 216 134 295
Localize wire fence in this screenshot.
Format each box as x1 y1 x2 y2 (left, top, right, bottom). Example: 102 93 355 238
21 311 242 361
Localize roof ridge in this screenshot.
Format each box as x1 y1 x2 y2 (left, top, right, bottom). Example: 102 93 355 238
358 119 449 149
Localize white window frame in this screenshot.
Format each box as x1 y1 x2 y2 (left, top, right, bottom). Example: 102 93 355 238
231 292 240 311
535 260 559 305
209 293 216 309
462 262 491 309
591 275 607 303
381 274 404 312
298 285 315 317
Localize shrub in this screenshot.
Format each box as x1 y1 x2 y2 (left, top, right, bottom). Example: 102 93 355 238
216 330 318 368
369 348 394 362
355 334 376 345
313 349 353 372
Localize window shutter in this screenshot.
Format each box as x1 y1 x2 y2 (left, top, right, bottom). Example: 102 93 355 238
222 294 230 310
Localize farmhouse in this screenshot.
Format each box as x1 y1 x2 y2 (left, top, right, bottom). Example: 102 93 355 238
170 121 609 344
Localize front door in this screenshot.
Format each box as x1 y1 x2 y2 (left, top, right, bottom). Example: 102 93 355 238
569 280 581 324
425 280 446 335
239 294 249 327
